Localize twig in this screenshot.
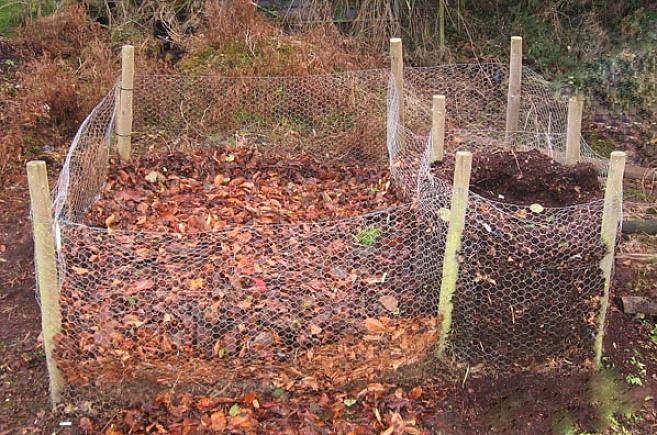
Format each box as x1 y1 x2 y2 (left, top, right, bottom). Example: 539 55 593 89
462 363 470 387
510 149 523 179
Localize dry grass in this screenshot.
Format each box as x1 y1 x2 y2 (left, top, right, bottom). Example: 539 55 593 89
0 0 385 185
0 5 115 183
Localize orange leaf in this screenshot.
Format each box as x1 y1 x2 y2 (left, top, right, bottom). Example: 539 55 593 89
188 277 204 290
364 317 387 334
210 411 226 431
72 266 89 275
408 386 422 400
243 391 257 404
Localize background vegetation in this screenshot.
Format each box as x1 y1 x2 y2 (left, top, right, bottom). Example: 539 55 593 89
0 0 656 184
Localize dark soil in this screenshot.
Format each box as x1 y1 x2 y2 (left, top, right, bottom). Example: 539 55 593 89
0 187 56 433
431 149 603 206
431 149 608 367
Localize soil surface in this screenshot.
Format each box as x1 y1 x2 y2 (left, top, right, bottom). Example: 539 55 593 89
0 186 56 432
431 149 603 206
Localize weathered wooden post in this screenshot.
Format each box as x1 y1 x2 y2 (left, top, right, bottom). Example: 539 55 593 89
566 96 584 165
116 44 135 161
437 151 473 357
27 160 64 409
390 38 404 125
594 151 627 368
505 36 522 141
431 95 446 163
438 0 446 49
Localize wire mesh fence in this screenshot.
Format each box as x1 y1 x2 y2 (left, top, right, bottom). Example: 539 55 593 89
44 62 616 406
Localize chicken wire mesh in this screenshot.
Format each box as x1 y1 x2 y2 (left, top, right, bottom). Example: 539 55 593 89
44 63 617 406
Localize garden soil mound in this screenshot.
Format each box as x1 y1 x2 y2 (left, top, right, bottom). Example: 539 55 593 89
431 149 603 206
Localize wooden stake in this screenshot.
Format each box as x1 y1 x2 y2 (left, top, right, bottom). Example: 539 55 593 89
432 95 446 163
566 96 584 165
505 36 522 140
437 151 473 357
438 0 445 49
594 151 626 368
27 161 64 409
390 38 404 125
116 45 135 161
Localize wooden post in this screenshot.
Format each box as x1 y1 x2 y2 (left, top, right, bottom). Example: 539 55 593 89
566 96 584 165
27 161 64 409
505 36 522 140
116 45 135 161
437 151 473 357
390 38 404 125
594 151 626 368
438 0 445 49
432 95 446 163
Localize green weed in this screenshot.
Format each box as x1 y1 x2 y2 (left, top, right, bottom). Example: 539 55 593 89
356 225 381 246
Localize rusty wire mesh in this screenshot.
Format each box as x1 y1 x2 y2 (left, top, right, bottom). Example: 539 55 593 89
47 64 616 406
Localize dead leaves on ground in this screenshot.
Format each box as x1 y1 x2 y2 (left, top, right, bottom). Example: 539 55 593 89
86 381 446 434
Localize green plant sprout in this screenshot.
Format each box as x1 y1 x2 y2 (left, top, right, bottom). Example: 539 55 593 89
356 225 381 246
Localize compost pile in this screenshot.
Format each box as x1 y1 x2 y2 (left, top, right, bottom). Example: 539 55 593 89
84 142 400 231
55 142 441 398
432 149 607 367
431 148 603 206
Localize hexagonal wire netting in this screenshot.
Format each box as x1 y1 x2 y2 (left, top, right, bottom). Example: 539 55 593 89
45 63 614 405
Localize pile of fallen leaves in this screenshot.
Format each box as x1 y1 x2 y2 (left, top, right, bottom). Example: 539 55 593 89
80 382 449 434
56 141 442 406
85 141 399 232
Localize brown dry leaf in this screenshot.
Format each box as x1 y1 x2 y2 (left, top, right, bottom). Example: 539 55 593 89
236 300 252 310
105 213 116 227
230 413 256 430
188 277 204 290
213 174 226 186
210 410 227 431
72 266 89 275
379 295 399 313
105 426 122 435
364 317 387 334
123 314 144 327
79 416 94 431
128 279 154 294
236 256 255 275
408 386 422 400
